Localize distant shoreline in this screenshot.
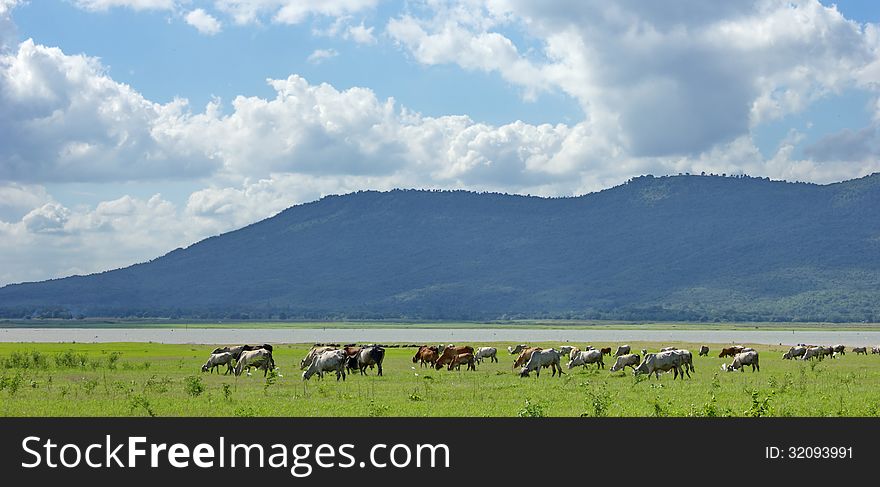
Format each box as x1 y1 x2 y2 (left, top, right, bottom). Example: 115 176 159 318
2 319 880 332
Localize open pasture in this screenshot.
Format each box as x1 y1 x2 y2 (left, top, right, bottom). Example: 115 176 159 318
1 341 879 417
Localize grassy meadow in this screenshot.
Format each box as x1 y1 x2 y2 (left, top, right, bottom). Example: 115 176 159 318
1 341 879 417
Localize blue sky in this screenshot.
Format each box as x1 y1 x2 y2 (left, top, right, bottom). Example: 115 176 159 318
0 0 879 286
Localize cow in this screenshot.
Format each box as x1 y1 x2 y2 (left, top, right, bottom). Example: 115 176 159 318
473 347 498 364
610 353 641 372
802 347 821 361
342 346 363 373
872 346 880 355
567 349 605 369
234 349 275 377
722 350 760 372
641 348 648 357
436 346 475 370
820 346 835 359
519 349 564 378
633 351 685 379
699 346 709 357
447 352 476 371
832 344 846 355
660 346 677 352
558 346 575 357
671 349 694 377
508 344 528 355
852 347 868 355
302 349 347 381
412 346 439 367
600 347 612 356
212 345 250 360
353 346 385 376
614 345 631 357
300 346 337 370
783 346 807 360
201 352 234 375
513 347 542 369
718 346 744 358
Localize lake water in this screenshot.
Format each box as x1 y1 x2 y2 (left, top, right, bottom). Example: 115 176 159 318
1 328 880 346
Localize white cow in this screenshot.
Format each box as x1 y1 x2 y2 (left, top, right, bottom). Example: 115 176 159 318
474 347 498 364
633 351 685 379
235 349 275 377
567 349 605 369
802 347 823 361
609 354 641 372
660 346 677 352
614 345 631 357
722 350 760 372
302 349 347 381
520 349 564 378
872 346 880 355
783 346 807 360
201 352 234 375
669 349 694 378
300 346 337 370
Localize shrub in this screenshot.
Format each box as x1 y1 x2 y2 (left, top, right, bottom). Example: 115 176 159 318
184 376 204 397
518 399 545 418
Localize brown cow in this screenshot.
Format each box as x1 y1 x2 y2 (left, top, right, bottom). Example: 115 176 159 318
447 352 476 371
600 347 612 356
718 346 744 358
412 346 439 367
513 347 543 369
435 346 475 369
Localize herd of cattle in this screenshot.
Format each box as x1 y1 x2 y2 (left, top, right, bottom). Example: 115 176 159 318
199 342 880 381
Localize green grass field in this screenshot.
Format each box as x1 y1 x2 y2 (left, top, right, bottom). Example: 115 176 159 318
1 341 879 417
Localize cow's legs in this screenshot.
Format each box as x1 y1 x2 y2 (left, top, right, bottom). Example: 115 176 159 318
378 363 383 376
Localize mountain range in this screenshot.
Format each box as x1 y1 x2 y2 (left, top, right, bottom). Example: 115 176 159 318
1 173 879 323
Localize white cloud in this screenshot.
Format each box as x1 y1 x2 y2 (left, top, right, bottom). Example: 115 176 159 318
346 22 375 44
73 0 176 11
307 48 338 64
0 39 219 182
387 0 880 157
215 0 378 25
185 8 222 35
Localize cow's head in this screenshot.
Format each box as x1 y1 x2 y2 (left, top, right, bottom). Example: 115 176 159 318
519 367 530 378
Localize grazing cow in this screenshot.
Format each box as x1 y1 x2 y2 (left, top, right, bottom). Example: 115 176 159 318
353 346 385 376
802 347 821 361
722 350 760 372
609 353 641 372
447 352 476 371
558 346 575 357
614 345 631 357
412 346 439 367
342 346 363 373
519 349 564 378
633 351 685 379
513 347 543 369
872 346 880 355
508 344 528 355
300 346 337 370
660 346 677 352
474 347 498 364
832 345 846 355
212 345 250 360
671 349 695 377
234 349 275 377
718 346 744 358
852 347 867 355
783 346 807 360
699 346 709 357
567 349 605 369
600 347 612 356
201 352 234 375
820 346 835 359
436 346 475 370
302 349 347 381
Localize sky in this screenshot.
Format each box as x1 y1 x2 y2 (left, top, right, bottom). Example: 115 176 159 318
0 0 878 287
